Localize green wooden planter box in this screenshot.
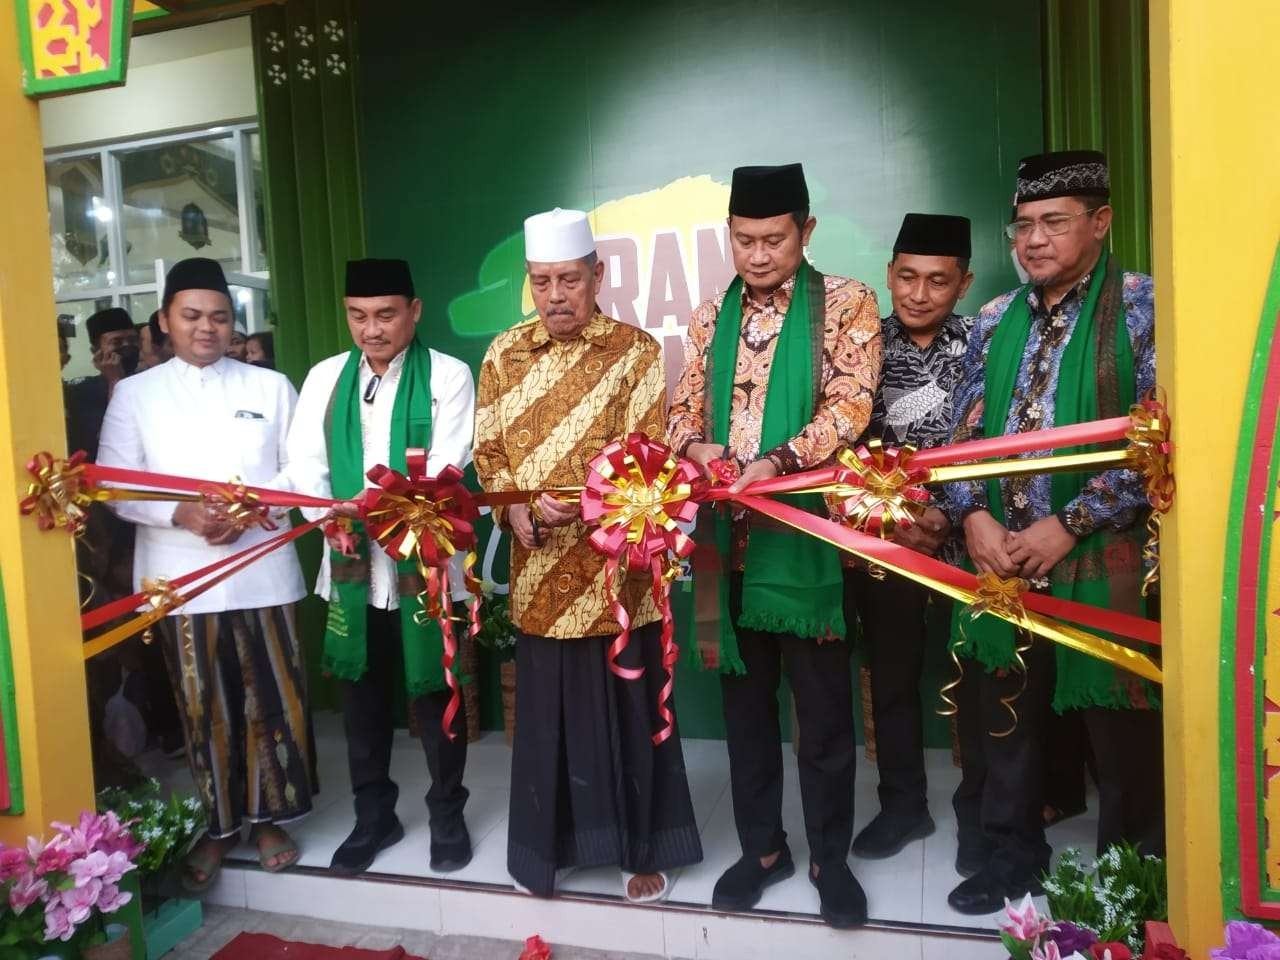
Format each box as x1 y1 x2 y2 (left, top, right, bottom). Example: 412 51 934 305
141 900 202 960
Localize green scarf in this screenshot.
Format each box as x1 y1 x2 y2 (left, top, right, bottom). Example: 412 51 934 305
698 261 846 674
323 339 446 697
953 249 1158 711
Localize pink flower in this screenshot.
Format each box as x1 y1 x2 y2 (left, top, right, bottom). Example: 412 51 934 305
34 839 73 876
9 870 48 913
43 902 73 942
58 878 102 925
1000 893 1056 943
0 844 30 880
1033 943 1064 960
96 881 131 914
69 850 110 886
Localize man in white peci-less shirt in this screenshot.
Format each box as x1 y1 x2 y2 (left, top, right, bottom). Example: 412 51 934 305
287 258 475 878
98 258 313 893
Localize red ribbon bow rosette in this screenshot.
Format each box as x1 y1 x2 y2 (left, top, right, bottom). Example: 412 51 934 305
580 433 699 745
830 440 932 537
362 450 482 740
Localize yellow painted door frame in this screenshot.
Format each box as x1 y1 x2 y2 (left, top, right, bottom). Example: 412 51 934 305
0 6 95 842
1150 0 1280 953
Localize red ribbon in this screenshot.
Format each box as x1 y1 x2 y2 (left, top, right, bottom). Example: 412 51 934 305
362 451 480 741
580 433 699 745
81 461 338 510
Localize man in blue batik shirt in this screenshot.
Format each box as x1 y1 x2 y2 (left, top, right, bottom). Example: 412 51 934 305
940 150 1162 915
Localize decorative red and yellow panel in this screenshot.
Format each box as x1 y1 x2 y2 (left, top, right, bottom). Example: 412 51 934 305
1223 242 1280 918
14 0 133 97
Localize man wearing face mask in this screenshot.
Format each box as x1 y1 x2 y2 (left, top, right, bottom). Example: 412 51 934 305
668 164 882 928
846 214 976 865
65 307 141 461
288 259 476 878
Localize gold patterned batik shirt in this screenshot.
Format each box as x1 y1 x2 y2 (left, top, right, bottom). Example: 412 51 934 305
473 311 666 639
667 271 883 567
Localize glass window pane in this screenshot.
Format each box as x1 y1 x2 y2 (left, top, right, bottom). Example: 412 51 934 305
119 138 241 284
56 297 115 382
47 156 113 296
123 291 159 325
229 284 271 335
247 131 268 273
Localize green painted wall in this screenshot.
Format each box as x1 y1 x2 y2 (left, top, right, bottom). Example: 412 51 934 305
351 0 1044 739
1042 0 1151 273
0 571 24 814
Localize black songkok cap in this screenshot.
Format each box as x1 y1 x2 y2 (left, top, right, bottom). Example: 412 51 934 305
1015 150 1110 206
728 163 810 219
86 307 133 345
345 258 415 299
163 257 231 304
893 213 972 259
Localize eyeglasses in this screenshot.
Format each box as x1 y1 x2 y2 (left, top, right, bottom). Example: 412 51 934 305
1004 208 1100 241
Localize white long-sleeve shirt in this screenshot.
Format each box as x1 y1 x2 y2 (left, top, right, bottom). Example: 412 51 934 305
286 346 476 608
97 356 307 614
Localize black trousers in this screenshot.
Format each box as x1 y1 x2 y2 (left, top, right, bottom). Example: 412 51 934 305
722 574 855 867
845 570 931 817
338 607 469 833
507 623 703 896
953 638 1166 876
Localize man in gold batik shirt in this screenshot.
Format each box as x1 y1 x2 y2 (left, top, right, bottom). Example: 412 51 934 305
474 208 702 904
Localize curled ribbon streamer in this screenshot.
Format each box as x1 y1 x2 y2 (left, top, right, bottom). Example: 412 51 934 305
581 433 699 745
139 577 184 645
1125 391 1175 596
362 452 481 741
961 575 1033 736
937 647 964 718
201 481 277 533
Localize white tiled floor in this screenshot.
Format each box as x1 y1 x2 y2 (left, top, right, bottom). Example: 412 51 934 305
155 711 1097 945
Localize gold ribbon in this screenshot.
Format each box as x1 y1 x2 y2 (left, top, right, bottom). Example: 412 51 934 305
81 576 185 660
830 443 930 538
960 574 1034 737
201 480 276 533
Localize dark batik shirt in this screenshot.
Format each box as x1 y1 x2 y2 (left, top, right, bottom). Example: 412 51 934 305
863 312 973 567
941 272 1156 553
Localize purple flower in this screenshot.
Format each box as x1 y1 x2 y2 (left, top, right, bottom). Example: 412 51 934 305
58 878 102 925
1049 921 1099 955
96 881 131 914
43 902 73 942
8 870 48 913
1213 922 1280 960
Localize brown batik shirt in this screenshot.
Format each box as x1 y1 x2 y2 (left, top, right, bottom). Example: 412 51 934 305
666 271 883 567
473 312 666 639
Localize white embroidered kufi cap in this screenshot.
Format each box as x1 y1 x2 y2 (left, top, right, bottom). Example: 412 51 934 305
523 208 595 263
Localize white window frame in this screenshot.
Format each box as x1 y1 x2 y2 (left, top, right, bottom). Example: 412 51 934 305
45 121 270 331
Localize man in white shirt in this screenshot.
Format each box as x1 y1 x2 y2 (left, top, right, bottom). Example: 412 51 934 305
288 258 476 876
98 258 314 892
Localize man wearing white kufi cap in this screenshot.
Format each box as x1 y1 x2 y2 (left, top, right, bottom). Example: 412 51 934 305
474 208 703 902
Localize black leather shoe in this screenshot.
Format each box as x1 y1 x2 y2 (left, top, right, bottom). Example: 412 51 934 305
711 846 795 911
851 811 935 859
954 830 992 878
329 818 405 876
946 864 1043 915
429 819 472 872
809 862 868 929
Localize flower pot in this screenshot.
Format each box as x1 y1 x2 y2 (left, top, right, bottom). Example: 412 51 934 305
500 660 517 746
143 897 203 960
82 927 131 960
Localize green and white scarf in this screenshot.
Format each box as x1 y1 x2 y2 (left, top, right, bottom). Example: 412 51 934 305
322 339 445 696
